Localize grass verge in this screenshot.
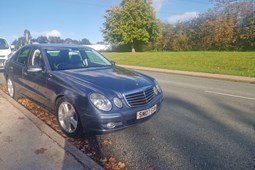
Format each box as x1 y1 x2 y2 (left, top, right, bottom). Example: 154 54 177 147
103 51 255 77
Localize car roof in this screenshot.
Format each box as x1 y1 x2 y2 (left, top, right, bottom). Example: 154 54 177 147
24 44 92 50
0 37 8 40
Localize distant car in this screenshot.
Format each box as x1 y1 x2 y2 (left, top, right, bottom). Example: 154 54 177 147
0 37 12 69
4 44 163 137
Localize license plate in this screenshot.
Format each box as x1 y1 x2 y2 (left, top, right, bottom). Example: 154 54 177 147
137 104 157 120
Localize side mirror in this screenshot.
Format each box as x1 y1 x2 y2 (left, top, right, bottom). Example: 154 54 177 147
110 60 116 66
27 65 43 72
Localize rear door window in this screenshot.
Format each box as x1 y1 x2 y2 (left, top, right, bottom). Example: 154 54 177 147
16 47 31 65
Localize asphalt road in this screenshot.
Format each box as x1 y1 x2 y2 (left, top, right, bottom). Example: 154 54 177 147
96 71 255 170
1 70 255 169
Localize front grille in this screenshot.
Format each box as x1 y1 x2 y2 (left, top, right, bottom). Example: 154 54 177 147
0 56 5 58
124 87 155 107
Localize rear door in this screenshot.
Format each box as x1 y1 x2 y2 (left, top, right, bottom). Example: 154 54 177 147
9 47 31 95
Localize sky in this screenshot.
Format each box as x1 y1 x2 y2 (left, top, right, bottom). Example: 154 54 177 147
0 0 213 44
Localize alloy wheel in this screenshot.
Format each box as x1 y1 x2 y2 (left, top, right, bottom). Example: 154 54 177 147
58 101 78 133
7 79 14 98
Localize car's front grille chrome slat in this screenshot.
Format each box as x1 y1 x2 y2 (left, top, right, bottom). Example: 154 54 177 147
124 87 155 107
126 93 144 98
126 96 145 100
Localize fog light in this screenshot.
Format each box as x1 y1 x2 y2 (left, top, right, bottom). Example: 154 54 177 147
106 122 116 129
102 121 123 129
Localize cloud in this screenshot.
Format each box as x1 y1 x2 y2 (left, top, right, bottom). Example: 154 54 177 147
152 0 165 12
32 30 62 37
68 32 74 37
168 12 199 24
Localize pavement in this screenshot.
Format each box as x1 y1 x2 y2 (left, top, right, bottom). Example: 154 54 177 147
0 89 102 169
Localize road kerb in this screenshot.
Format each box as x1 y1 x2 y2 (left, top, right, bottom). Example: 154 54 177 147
118 64 255 84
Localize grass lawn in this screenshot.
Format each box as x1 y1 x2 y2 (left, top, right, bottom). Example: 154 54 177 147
102 51 255 77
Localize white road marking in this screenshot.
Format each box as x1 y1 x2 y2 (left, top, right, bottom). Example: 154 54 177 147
205 90 255 101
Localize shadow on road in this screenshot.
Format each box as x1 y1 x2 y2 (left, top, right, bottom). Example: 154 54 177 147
95 94 255 169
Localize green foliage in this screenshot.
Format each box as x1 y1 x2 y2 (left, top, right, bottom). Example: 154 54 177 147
36 36 48 44
12 29 91 48
156 0 255 51
48 36 63 44
102 0 161 52
103 51 255 77
80 38 91 45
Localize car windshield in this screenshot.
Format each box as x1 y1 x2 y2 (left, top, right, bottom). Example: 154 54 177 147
45 48 112 71
0 38 9 49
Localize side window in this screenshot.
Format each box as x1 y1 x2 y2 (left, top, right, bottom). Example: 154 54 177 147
28 49 43 66
16 47 31 65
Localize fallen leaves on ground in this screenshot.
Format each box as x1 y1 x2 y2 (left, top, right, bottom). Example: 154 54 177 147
0 85 126 170
103 139 113 145
104 157 127 170
146 166 154 170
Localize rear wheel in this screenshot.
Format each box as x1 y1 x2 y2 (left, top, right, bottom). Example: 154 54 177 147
57 98 82 138
7 78 15 98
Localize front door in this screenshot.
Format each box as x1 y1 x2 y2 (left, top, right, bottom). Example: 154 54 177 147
22 48 48 105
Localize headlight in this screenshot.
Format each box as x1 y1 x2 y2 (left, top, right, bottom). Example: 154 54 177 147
153 86 158 95
90 93 112 111
113 97 123 108
154 80 162 93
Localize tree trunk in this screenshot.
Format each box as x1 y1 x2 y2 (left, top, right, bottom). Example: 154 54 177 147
131 44 136 52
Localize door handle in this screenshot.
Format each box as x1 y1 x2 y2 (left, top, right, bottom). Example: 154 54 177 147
23 72 28 76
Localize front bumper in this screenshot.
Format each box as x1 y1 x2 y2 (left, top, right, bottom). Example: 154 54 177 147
0 59 6 69
79 94 163 134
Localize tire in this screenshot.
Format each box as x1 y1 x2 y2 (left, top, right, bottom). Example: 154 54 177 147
56 97 82 138
7 78 16 99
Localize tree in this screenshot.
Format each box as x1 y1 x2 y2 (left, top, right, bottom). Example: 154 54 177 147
102 0 161 52
11 37 25 49
36 36 48 44
156 0 254 51
72 40 79 45
64 38 73 44
198 9 236 50
80 38 91 45
11 39 20 50
48 36 63 43
11 29 31 49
